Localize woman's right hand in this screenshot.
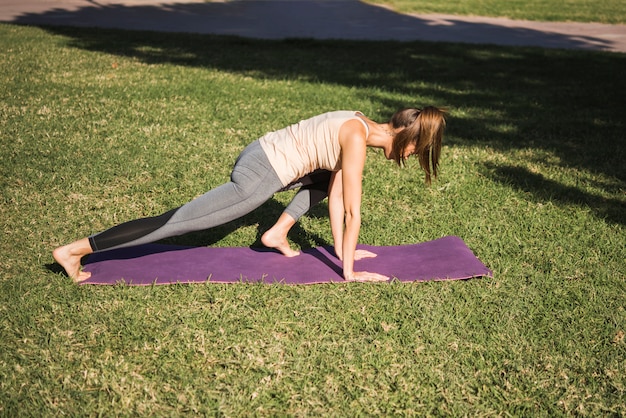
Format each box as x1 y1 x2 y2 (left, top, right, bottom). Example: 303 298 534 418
354 249 377 260
344 271 389 282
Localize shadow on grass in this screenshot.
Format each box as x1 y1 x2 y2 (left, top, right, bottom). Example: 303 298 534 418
17 22 626 226
6 0 619 50
485 164 626 225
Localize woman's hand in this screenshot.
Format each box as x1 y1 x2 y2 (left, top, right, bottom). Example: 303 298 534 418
344 271 389 282
342 251 383 281
354 249 377 260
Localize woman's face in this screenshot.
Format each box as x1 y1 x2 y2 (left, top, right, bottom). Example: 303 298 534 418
402 143 417 160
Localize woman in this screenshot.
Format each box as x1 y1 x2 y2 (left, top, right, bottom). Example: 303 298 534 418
53 107 446 282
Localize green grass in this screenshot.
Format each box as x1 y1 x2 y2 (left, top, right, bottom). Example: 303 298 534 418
368 0 626 24
1 23 625 416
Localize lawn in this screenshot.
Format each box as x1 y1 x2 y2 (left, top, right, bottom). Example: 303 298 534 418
1 22 625 416
368 0 626 24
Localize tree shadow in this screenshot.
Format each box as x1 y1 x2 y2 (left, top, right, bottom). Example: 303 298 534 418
485 164 626 225
28 24 624 178
5 0 619 51
5 1 625 227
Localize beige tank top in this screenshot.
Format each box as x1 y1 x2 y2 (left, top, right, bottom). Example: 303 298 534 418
258 111 369 186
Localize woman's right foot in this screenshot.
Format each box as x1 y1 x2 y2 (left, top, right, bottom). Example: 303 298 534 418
261 229 300 257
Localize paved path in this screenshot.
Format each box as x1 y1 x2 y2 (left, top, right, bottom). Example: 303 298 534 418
1 0 625 53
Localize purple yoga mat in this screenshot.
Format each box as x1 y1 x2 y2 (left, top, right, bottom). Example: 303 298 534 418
80 236 492 285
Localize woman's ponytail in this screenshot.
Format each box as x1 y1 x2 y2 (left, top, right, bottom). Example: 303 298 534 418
390 106 446 184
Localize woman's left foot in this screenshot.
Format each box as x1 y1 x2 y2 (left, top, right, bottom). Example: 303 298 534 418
53 244 92 282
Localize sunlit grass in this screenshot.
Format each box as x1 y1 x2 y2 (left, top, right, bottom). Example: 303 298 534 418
368 0 626 24
1 24 625 416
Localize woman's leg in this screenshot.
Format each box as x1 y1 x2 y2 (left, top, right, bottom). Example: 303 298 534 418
54 141 283 280
261 170 332 256
282 170 331 221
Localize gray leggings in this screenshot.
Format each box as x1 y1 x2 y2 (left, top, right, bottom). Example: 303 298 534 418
89 141 331 252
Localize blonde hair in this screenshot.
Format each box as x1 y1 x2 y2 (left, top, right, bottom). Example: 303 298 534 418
390 106 446 184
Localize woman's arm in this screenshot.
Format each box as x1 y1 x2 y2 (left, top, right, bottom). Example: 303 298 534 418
338 120 388 282
339 130 364 280
328 170 345 259
329 169 379 262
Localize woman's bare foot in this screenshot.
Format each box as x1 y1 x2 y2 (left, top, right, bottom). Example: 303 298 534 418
52 238 93 282
261 213 300 257
261 228 300 257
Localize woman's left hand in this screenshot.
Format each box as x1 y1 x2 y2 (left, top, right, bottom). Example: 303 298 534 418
344 271 389 282
354 249 377 260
